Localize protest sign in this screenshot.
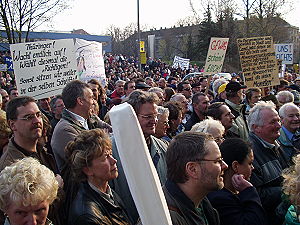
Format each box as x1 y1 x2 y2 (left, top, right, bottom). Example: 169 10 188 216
274 43 293 64
0 64 7 71
4 56 13 71
172 56 190 70
10 39 77 99
109 103 172 225
204 37 229 75
75 39 106 87
237 36 279 88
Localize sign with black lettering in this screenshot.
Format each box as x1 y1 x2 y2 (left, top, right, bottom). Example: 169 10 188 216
75 39 106 87
10 39 77 99
274 43 293 64
237 36 279 88
204 37 229 75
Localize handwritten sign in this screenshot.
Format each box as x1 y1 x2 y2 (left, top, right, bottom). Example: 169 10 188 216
237 36 279 88
10 39 77 99
172 56 190 70
274 43 293 64
75 39 106 87
204 37 229 75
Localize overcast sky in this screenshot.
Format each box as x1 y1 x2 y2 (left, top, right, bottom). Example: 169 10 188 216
39 0 300 35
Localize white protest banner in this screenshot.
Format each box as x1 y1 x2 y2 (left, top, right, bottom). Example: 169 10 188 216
0 64 7 71
204 37 229 75
172 56 190 70
10 39 77 99
274 43 293 64
75 39 106 87
237 36 280 88
109 103 172 225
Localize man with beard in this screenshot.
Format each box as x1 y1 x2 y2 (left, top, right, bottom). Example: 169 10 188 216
163 132 227 225
0 96 61 225
224 81 249 141
184 93 210 131
248 101 290 225
278 102 300 161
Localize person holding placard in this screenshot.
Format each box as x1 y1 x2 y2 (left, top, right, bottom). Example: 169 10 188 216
111 90 168 223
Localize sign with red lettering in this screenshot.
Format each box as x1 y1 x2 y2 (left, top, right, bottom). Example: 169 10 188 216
204 37 229 75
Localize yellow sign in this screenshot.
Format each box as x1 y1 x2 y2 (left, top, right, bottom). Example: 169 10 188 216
237 36 279 88
140 41 145 52
140 52 147 64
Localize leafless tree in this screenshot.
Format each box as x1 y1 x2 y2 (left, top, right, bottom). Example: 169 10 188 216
0 0 70 43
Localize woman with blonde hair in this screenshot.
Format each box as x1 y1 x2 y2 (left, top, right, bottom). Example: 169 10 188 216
66 128 131 225
0 157 58 225
191 117 225 145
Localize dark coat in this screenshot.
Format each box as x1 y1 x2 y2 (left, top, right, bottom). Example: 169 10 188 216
184 111 201 131
208 187 267 225
163 180 220 225
68 182 131 225
249 132 290 225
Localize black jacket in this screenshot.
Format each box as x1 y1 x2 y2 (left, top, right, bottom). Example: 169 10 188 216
249 132 290 225
208 187 267 225
68 182 131 225
163 180 220 225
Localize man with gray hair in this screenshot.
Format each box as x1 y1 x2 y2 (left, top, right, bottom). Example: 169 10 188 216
276 90 294 106
110 80 125 99
278 102 300 160
248 101 290 225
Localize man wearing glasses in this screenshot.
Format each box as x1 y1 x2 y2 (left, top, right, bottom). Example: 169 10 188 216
111 90 168 223
163 131 227 225
0 96 61 224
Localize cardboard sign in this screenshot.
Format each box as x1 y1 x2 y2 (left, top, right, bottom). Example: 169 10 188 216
10 39 77 99
172 56 190 70
109 103 172 225
237 36 279 88
75 39 106 87
204 37 229 75
274 43 293 64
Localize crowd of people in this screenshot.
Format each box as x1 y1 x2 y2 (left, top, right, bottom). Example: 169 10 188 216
0 53 300 225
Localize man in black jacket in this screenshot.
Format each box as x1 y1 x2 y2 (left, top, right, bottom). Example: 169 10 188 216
163 132 228 225
248 101 290 225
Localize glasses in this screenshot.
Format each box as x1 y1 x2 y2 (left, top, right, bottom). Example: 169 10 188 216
17 111 42 121
138 114 158 120
214 137 225 143
195 157 225 166
183 88 191 91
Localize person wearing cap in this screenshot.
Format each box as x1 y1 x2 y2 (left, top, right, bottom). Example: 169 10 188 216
135 82 151 91
211 79 228 104
191 82 201 94
224 81 249 141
